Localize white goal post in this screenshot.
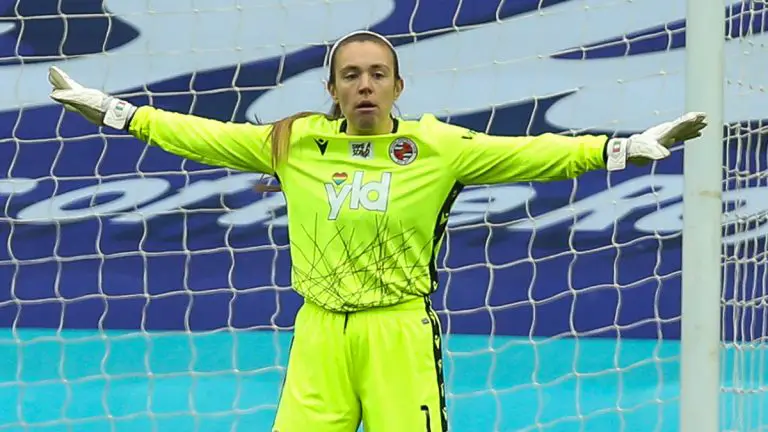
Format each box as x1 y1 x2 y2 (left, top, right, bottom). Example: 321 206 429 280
680 0 725 431
0 0 766 431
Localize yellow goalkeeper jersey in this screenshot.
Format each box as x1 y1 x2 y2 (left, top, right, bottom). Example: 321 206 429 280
128 107 608 312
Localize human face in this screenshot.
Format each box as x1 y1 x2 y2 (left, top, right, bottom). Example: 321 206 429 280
328 41 403 135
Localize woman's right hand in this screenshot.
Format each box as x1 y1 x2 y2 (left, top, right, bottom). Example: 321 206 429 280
48 66 137 130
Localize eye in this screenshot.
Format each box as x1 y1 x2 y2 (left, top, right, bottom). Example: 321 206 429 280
343 72 358 80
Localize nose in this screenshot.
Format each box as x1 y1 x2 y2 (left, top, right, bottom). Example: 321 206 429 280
357 73 373 94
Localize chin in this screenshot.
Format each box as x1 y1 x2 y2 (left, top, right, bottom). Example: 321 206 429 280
351 116 389 135
358 122 376 132
351 120 377 134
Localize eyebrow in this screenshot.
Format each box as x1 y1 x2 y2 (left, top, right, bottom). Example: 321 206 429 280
339 63 391 72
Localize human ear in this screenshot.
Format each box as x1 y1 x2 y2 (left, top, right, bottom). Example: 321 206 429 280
327 81 338 103
394 78 404 100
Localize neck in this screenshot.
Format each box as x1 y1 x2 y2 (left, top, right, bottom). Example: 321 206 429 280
347 115 394 135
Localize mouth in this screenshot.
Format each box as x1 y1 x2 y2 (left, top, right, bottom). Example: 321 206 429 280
355 101 377 113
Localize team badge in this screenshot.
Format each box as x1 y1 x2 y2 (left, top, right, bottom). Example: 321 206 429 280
389 138 418 165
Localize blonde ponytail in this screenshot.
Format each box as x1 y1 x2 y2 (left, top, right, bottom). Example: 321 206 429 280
268 111 316 169
254 103 343 193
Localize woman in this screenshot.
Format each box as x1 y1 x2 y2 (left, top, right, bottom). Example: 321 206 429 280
48 30 707 432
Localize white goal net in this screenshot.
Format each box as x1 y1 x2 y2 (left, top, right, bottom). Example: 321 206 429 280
0 0 765 431
722 2 768 431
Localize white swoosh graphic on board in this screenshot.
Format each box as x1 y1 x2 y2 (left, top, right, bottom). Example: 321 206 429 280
249 0 766 131
0 0 394 113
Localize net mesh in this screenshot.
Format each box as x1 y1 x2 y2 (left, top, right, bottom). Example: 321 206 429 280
0 0 766 431
721 3 768 431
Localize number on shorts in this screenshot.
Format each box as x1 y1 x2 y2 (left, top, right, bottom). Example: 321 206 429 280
420 405 431 432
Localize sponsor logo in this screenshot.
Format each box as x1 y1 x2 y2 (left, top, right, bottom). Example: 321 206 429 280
350 141 373 159
324 171 391 220
314 138 329 155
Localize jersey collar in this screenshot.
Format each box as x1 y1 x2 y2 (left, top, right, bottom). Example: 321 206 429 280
339 115 399 134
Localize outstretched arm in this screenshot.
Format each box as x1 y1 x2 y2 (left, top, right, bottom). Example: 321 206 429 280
429 114 707 185
128 106 273 174
443 127 609 184
47 66 274 174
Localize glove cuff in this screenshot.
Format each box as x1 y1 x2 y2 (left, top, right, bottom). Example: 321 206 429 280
103 98 137 130
605 138 628 171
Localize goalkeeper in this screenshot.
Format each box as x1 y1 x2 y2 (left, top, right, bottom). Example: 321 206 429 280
47 30 707 432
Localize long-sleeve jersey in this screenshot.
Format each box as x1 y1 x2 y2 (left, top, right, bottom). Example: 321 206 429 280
128 107 608 312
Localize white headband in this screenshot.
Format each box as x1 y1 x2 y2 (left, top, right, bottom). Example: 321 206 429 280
326 30 395 69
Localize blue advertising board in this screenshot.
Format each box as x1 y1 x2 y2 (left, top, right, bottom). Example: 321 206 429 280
1 0 767 341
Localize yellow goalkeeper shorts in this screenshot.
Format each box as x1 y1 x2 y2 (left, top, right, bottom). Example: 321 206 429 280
271 296 447 432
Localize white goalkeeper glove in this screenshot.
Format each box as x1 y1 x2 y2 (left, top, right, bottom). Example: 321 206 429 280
47 66 137 130
605 112 708 171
